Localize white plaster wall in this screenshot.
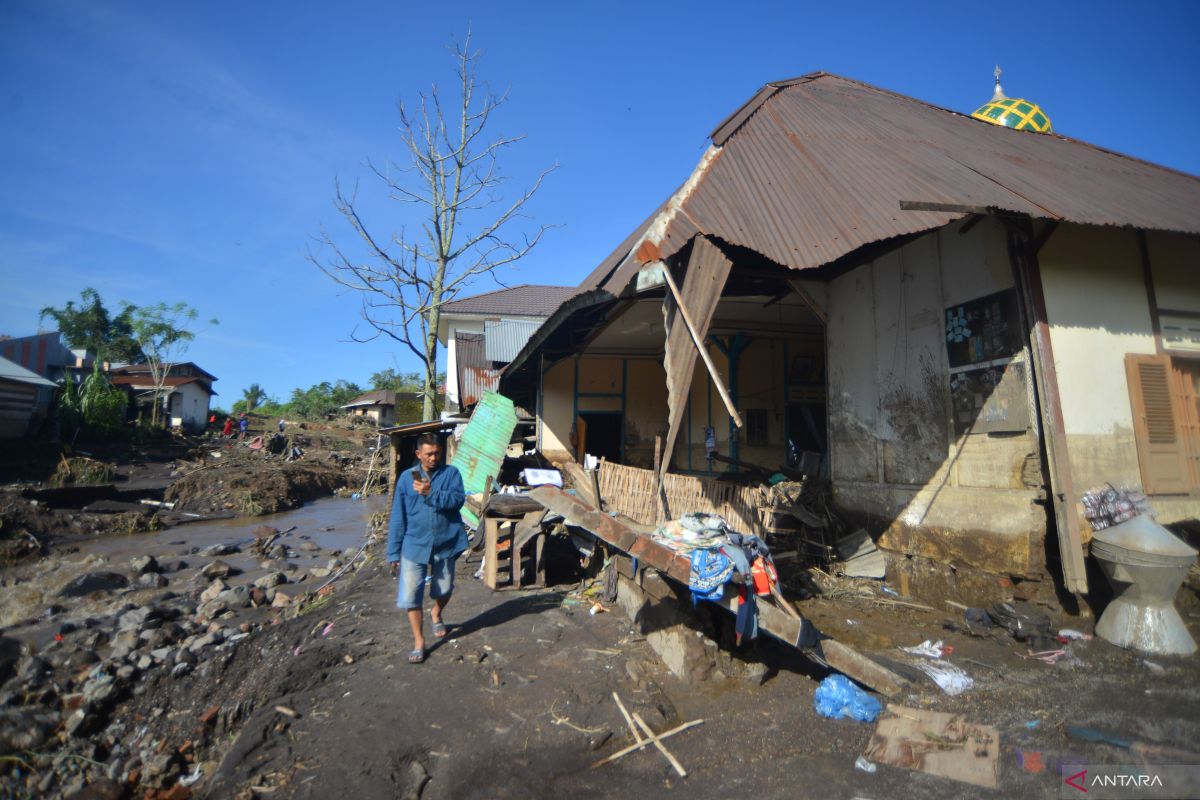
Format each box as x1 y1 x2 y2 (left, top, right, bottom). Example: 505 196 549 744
1039 224 1156 438
168 383 211 431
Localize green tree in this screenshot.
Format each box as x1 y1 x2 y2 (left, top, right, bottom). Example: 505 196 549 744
129 302 217 427
39 288 142 363
310 31 554 421
242 383 267 411
58 366 128 438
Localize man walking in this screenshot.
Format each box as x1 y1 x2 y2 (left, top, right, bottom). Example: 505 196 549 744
386 433 467 664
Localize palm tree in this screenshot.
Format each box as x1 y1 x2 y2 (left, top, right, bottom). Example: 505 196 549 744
242 383 266 412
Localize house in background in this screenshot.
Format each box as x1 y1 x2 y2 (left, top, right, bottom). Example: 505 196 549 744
341 389 398 427
0 331 95 409
501 72 1200 603
109 362 217 433
0 355 58 437
437 284 575 415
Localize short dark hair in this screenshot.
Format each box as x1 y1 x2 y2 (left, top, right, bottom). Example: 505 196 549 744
415 433 441 450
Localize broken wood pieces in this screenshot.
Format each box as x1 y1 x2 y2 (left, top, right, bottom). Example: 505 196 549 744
594 693 701 776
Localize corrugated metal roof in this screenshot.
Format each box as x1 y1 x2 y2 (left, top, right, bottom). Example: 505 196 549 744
341 389 396 408
0 355 57 388
484 319 542 362
636 72 1200 273
501 71 1200 379
440 284 576 317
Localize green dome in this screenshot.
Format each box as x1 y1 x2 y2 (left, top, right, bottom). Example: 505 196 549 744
970 66 1052 133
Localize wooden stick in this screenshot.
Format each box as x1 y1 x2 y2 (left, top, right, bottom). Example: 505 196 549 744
633 712 687 777
660 264 743 428
591 719 704 768
611 693 643 743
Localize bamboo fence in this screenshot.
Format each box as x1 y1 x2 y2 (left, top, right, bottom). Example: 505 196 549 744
597 461 767 532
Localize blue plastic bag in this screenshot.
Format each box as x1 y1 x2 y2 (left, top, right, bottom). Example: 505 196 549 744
813 674 882 722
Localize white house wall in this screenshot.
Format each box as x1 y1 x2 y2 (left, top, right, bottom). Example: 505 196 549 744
1040 224 1200 522
168 382 211 432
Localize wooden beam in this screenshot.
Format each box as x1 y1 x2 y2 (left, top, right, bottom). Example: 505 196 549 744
529 487 908 697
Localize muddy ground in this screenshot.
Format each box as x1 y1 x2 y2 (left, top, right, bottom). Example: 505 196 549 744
0 419 379 565
1 510 1198 799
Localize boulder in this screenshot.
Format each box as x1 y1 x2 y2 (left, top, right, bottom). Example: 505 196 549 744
129 555 159 575
201 560 237 580
200 543 240 557
0 706 59 751
138 573 169 589
58 572 129 598
271 591 293 608
198 580 228 605
253 572 286 589
299 542 319 552
109 630 140 661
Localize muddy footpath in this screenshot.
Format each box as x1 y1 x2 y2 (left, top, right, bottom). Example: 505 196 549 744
1 430 1199 798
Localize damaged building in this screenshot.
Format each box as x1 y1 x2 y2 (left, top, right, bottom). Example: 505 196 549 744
501 72 1200 602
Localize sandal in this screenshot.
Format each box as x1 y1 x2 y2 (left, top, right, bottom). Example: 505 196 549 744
431 620 447 639
408 648 425 664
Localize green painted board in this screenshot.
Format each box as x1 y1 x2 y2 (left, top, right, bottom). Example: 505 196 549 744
449 391 518 528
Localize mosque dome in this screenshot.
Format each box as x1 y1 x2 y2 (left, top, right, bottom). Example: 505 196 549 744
970 66 1052 133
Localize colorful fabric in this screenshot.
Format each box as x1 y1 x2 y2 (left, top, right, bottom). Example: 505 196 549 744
688 549 733 601
653 513 730 553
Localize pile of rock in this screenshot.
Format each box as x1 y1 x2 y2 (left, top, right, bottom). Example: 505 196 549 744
0 532 364 798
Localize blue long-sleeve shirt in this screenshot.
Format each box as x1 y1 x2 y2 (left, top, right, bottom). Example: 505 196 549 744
386 463 468 564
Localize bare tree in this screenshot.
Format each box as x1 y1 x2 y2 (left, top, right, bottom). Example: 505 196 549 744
310 32 555 421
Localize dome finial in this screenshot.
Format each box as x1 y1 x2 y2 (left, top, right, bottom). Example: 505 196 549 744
992 65 1006 101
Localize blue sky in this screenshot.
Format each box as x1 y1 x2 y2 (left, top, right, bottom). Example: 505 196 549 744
1 0 1197 406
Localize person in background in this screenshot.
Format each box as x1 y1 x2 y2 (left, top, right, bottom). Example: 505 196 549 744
222 416 234 437
386 433 466 664
238 414 248 439
278 419 286 433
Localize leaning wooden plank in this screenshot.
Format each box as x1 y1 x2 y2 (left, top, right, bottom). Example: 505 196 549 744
561 461 599 508
822 641 907 699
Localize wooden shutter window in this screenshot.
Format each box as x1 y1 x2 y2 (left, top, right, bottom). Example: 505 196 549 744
1126 353 1190 494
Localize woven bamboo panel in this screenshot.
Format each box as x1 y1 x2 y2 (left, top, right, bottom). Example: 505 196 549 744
597 461 765 533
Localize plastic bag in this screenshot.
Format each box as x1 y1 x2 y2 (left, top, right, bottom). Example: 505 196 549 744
813 674 882 722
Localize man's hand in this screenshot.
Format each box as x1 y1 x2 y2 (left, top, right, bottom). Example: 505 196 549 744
413 478 431 496
390 561 399 577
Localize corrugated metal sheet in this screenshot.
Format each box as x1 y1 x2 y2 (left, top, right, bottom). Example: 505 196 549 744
455 332 500 409
440 284 576 317
484 319 542 362
449 391 518 528
504 72 1200 378
643 73 1200 273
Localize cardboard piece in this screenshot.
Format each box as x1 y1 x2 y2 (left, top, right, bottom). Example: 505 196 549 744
864 704 999 789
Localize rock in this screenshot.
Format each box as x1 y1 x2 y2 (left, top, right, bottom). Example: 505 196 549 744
118 607 155 632
116 664 137 682
201 560 237 580
174 647 197 666
271 590 293 608
299 541 319 552
83 676 118 709
0 636 22 684
198 580 228 605
161 559 189 573
150 647 173 663
142 751 181 789
309 567 331 578
136 654 153 671
196 598 228 619
0 706 59 751
253 572 287 589
58 572 130 598
58 620 79 635
252 525 279 538
64 776 125 800
325 557 342 570
64 708 95 738
187 633 217 654
109 630 140 661
66 649 100 670
248 587 267 607
170 662 192 678
138 573 169 589
130 555 159 575
200 543 239 557
16 655 50 684
140 628 170 648
267 545 288 560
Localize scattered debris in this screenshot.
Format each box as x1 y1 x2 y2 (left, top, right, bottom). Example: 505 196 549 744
813 675 883 722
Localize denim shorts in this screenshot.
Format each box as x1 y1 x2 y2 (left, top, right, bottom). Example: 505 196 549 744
396 556 456 609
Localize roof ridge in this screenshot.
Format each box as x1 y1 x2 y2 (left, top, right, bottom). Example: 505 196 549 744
789 74 1200 183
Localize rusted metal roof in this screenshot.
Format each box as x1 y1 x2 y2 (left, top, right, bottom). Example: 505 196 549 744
440 284 576 317
504 72 1200 377
483 319 542 363
638 72 1200 273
